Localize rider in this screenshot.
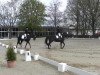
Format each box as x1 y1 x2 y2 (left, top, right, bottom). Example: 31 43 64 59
24 27 30 38
25 27 29 34
56 26 62 39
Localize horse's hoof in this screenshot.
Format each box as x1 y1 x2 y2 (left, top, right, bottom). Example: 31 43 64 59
48 47 50 49
61 47 64 49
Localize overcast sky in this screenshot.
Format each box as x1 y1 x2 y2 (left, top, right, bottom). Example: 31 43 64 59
0 0 67 11
39 0 67 12
0 0 11 4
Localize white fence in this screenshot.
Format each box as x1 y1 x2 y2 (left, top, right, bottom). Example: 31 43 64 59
68 66 93 75
39 56 59 67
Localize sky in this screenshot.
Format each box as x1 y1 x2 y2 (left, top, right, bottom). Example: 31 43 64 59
38 0 67 12
0 0 11 4
0 0 67 12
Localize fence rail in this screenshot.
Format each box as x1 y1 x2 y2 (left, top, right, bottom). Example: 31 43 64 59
0 31 55 38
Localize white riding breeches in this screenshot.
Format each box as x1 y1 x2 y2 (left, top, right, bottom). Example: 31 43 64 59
56 35 59 38
21 35 25 39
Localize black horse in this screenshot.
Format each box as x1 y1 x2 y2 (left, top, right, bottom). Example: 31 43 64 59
16 33 36 48
16 33 31 48
45 33 65 49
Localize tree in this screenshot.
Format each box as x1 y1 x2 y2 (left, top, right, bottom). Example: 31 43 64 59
46 0 63 34
18 0 45 31
87 0 100 36
0 0 18 38
66 0 80 36
66 0 100 36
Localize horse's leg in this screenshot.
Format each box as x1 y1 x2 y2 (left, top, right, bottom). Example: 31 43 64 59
62 42 65 49
28 42 31 48
47 42 50 49
50 44 51 47
16 42 18 48
20 40 23 47
25 42 27 48
48 40 53 49
60 42 62 49
47 43 50 49
60 41 65 49
46 39 50 49
16 40 20 48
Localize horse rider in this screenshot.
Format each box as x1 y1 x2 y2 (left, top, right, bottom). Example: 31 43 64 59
56 26 62 39
24 27 30 39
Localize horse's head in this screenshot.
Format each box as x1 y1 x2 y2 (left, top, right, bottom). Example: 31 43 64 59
26 34 30 38
61 32 67 38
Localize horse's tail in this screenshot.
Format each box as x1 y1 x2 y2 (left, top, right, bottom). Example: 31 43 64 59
45 37 49 45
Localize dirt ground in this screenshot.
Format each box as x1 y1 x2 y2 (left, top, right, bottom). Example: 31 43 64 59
0 38 100 75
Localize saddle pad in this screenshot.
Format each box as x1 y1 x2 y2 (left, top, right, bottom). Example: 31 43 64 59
56 35 59 38
21 35 25 39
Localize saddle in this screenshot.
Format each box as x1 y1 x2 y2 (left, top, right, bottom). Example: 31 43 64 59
21 34 29 39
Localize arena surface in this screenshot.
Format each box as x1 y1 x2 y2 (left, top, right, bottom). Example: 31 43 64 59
0 38 100 75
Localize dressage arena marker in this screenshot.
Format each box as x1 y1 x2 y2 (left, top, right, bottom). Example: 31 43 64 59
33 54 39 61
13 46 17 49
58 63 68 72
25 51 32 61
13 46 17 53
6 45 9 48
14 48 17 53
2 44 6 47
19 49 25 54
0 43 94 75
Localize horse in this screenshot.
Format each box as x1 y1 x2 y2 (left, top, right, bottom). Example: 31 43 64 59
45 33 65 49
16 33 36 48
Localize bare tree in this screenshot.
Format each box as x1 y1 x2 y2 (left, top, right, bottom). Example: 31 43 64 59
66 0 100 36
87 0 100 36
46 0 63 34
66 0 80 36
0 0 19 38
